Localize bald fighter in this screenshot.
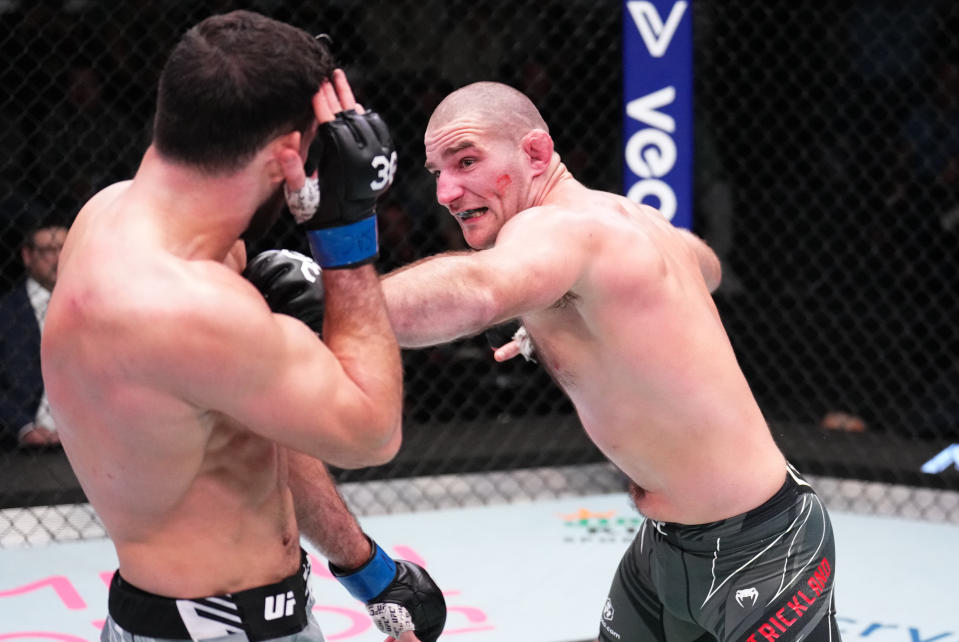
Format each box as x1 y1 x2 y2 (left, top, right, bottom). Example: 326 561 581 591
41 11 442 642
380 83 841 640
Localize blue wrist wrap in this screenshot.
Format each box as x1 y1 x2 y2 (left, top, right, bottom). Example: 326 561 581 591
306 216 378 268
333 539 397 603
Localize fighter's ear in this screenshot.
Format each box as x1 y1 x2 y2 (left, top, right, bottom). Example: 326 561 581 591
266 130 302 183
272 130 302 155
522 129 553 176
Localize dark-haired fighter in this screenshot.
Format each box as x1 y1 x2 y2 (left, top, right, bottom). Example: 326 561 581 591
42 10 441 642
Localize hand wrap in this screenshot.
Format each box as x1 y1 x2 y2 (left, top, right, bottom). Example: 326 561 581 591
485 322 536 362
511 325 536 361
305 109 397 269
331 537 446 642
284 176 321 224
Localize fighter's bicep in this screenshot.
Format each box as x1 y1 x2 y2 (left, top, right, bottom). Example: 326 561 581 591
235 317 389 465
167 294 351 457
485 213 590 312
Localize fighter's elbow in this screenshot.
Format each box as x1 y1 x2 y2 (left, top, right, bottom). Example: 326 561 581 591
680 229 722 293
704 254 722 293
476 285 510 330
366 437 401 467
332 412 402 469
361 415 403 466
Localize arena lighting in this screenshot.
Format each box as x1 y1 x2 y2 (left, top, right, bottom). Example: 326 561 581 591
922 444 959 474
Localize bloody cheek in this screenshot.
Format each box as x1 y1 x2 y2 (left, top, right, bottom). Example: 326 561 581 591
495 174 512 194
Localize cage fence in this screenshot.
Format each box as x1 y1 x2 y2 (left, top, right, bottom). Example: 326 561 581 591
2 0 958 547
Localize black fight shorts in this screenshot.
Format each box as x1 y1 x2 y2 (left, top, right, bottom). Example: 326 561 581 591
599 466 841 642
103 549 319 642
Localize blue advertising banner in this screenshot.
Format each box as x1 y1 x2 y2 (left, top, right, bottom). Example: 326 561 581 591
622 1 694 228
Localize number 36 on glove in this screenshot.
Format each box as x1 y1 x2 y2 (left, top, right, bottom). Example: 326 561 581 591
302 109 397 270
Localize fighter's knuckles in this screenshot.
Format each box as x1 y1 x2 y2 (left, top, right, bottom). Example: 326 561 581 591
368 560 446 642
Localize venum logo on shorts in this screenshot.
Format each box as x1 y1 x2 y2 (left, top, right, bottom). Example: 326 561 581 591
735 587 759 608
745 557 832 642
264 590 295 621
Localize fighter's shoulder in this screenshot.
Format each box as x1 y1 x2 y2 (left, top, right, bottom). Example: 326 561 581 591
517 187 655 224
117 260 275 389
503 197 647 240
499 204 584 238
166 259 268 328
78 180 133 215
125 259 269 356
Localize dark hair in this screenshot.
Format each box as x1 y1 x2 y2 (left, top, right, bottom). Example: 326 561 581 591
22 217 69 250
153 10 334 173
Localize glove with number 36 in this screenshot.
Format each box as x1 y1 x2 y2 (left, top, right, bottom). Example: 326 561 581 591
304 109 397 269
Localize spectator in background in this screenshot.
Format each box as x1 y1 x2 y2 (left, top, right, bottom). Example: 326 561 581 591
33 58 143 215
0 221 68 448
900 56 959 226
0 112 50 292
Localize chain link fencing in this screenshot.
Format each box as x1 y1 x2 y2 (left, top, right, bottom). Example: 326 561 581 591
2 0 958 546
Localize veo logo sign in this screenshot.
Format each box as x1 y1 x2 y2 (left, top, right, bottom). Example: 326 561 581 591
625 87 679 220
622 1 691 227
627 1 687 58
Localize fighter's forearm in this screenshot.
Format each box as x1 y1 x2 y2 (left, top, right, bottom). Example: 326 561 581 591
381 254 500 348
287 450 371 569
322 265 403 443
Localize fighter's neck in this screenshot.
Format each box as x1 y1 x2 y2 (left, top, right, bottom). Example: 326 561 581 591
529 156 577 208
129 147 257 259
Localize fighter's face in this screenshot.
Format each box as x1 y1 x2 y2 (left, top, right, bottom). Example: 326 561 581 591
424 120 528 250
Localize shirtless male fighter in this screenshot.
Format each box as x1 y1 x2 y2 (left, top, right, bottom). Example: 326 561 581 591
42 11 442 642
329 82 840 640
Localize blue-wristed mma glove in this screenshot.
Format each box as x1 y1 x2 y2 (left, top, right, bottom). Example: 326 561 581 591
331 537 446 642
303 109 397 269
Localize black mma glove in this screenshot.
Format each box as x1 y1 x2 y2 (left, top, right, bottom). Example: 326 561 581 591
304 109 397 269
243 249 324 335
331 536 446 642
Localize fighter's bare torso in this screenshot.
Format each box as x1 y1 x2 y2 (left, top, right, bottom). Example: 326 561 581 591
42 181 300 598
515 180 786 524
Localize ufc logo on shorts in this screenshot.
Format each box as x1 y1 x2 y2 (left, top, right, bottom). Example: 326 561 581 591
264 590 295 621
370 151 398 191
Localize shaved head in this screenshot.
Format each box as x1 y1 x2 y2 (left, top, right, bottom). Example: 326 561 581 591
427 82 548 142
